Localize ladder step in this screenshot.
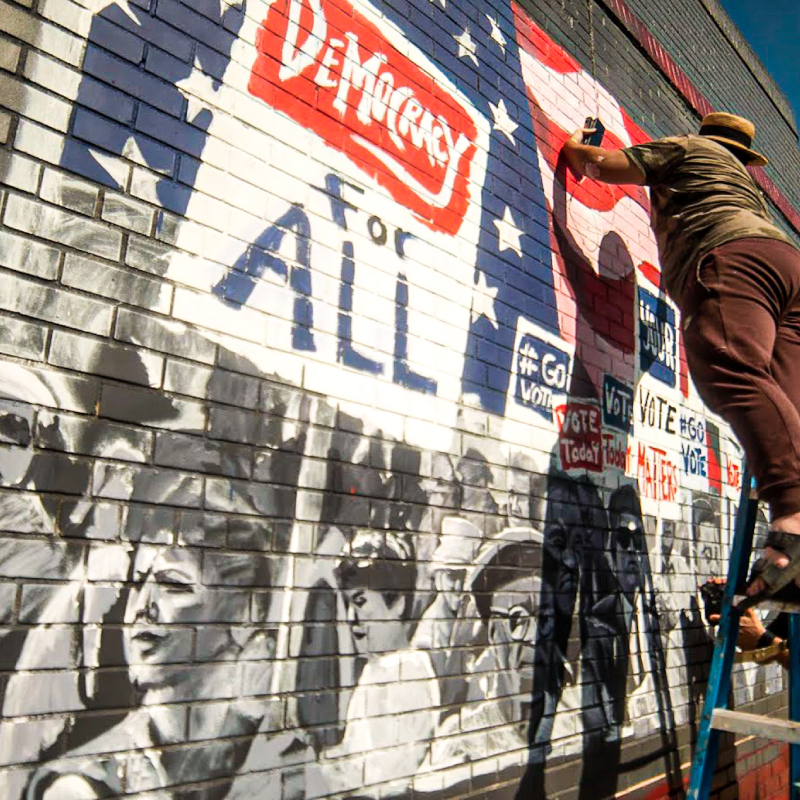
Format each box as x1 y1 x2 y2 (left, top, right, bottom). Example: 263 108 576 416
733 594 800 613
711 708 800 744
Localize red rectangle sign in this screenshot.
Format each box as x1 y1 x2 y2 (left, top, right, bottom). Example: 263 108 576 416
249 0 479 235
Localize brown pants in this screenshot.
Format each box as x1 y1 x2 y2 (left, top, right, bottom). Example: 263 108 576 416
680 237 800 518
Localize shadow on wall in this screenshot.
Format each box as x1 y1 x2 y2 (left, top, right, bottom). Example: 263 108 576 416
0 354 706 800
0 0 758 799
59 1 244 219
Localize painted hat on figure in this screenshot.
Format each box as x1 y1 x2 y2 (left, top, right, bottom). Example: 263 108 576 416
698 112 768 167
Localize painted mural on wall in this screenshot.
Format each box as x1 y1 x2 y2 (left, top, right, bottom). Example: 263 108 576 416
0 0 785 799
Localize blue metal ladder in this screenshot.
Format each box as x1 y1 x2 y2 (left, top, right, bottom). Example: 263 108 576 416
687 463 800 799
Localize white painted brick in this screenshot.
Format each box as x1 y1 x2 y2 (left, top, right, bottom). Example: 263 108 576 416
62 252 172 314
0 229 60 279
304 360 377 407
125 233 174 276
227 147 267 188
223 53 252 91
86 543 131 582
84 147 131 189
38 0 91 38
49 329 164 388
0 363 98 412
194 222 260 269
0 150 41 193
101 193 154 235
0 110 11 144
0 1 84 67
172 287 267 344
4 193 122 260
0 312 48 360
181 162 266 216
15 129 122 206
214 113 273 161
186 191 230 234
163 359 213 398
0 72 71 132
1 672 85 716
233 12 259 48
170 64 233 114
190 130 230 173
0 271 113 335
163 250 226 292
0 720 67 768
115 307 217 365
169 220 215 259
23 50 80 100
217 336 303 386
14 118 65 166
0 35 21 71
129 166 187 211
39 168 100 216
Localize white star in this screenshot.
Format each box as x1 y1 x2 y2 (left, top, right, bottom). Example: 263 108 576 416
122 136 147 167
93 0 140 22
454 28 479 66
429 0 446 8
176 69 223 106
485 15 507 53
493 207 524 257
471 271 499 329
489 98 519 145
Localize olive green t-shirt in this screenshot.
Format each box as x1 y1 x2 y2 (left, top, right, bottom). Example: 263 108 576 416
622 134 795 303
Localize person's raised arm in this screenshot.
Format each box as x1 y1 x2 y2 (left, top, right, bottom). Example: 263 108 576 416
563 127 646 185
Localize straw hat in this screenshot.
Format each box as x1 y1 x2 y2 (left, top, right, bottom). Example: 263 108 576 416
698 112 768 167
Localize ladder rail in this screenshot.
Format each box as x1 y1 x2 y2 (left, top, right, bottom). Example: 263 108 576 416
689 463 800 799
687 465 758 800
790 615 800 795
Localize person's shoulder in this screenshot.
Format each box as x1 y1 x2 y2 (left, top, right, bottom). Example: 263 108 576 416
25 755 122 800
685 133 726 153
627 134 689 149
25 712 152 798
400 647 437 678
654 134 691 145
645 134 691 154
67 711 151 757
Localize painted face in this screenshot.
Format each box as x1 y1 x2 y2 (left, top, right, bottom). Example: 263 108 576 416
508 471 532 526
488 574 539 704
696 518 721 577
662 520 676 554
614 514 644 596
342 586 407 658
123 547 232 692
543 483 584 611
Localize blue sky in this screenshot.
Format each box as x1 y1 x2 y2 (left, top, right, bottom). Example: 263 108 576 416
720 0 800 130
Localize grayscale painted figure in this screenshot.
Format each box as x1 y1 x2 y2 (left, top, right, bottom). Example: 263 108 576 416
306 531 439 797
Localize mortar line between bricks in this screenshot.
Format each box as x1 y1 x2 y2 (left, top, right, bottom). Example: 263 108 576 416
612 736 757 798
593 0 800 234
695 0 796 132
0 260 126 320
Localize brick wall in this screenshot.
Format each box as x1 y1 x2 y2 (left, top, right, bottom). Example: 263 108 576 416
620 0 800 213
0 1 796 798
